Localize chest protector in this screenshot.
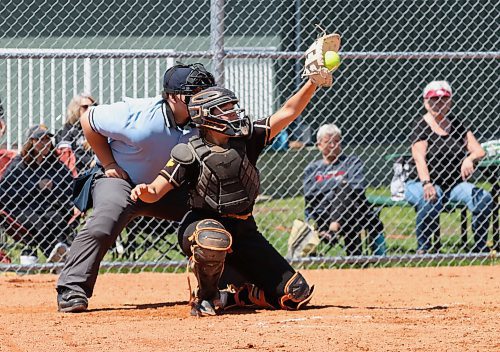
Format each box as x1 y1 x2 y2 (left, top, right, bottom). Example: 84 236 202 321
188 136 260 214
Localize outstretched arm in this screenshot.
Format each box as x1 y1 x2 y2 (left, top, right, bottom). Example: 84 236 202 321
130 175 174 203
268 80 317 140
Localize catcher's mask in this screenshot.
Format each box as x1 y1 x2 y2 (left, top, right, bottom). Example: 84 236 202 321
188 87 251 138
163 63 215 104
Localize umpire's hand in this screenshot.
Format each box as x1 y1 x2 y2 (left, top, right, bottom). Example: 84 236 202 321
104 162 129 180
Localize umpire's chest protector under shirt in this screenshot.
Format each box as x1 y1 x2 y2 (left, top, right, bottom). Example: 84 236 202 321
89 96 197 184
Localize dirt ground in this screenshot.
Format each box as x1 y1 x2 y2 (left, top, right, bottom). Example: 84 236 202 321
0 265 499 352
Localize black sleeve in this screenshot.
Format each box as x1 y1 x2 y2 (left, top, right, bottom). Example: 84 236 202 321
0 158 30 210
50 158 76 208
410 118 430 145
246 117 271 162
159 157 197 188
455 118 471 140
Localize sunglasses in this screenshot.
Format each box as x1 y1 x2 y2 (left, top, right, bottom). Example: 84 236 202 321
81 102 98 109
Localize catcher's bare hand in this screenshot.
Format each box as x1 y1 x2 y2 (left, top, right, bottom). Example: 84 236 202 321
104 162 129 180
130 183 149 202
302 31 341 88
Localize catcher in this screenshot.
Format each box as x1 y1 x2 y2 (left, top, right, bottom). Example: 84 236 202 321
131 32 341 316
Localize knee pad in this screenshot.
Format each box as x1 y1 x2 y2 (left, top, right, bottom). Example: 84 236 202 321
188 219 232 301
86 218 116 245
279 272 314 310
189 219 232 263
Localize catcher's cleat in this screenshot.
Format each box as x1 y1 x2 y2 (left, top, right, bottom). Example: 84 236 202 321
218 284 274 310
57 289 88 313
190 299 218 317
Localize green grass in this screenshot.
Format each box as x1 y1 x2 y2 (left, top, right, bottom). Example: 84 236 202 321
2 184 496 273
254 184 497 258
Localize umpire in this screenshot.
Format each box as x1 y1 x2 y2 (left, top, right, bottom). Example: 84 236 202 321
56 63 215 312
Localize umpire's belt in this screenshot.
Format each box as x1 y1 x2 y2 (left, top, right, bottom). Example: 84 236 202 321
221 212 252 220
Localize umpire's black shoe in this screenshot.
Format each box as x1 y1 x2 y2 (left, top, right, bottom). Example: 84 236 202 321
57 289 88 313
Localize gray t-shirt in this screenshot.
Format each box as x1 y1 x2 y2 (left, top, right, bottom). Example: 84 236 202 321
303 154 365 217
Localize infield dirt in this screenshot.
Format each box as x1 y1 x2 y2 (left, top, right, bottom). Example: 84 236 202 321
1 265 499 351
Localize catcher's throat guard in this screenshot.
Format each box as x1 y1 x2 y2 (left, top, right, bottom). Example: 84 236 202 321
301 26 341 87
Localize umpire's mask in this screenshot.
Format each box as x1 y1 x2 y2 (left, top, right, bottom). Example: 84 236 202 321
188 87 251 138
163 63 216 104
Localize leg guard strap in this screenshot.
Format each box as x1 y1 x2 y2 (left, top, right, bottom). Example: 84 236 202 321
279 272 314 310
221 283 274 310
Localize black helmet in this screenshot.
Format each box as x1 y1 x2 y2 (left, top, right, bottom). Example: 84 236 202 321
188 87 251 138
162 63 215 97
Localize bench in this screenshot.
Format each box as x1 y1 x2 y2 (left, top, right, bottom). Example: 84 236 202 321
383 151 499 250
366 195 468 250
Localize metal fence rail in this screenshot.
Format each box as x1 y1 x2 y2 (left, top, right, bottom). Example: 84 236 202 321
0 0 498 273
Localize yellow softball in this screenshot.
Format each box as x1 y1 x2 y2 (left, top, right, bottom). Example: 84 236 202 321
324 51 341 71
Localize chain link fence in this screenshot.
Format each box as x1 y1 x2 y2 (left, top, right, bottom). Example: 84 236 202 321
0 0 498 273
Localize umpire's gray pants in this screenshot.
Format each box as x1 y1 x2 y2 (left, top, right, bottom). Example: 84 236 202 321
57 176 189 297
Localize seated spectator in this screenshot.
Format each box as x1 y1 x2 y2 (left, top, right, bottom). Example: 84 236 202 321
303 123 386 256
0 124 78 263
1 96 6 140
55 93 97 174
0 118 5 139
405 80 492 254
0 98 16 182
0 110 17 178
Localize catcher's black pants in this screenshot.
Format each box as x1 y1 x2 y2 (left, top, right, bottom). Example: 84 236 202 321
179 209 296 308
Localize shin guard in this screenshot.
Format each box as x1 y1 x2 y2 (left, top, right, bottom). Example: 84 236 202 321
188 219 232 303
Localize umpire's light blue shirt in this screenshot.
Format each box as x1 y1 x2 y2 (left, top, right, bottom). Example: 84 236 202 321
88 96 197 185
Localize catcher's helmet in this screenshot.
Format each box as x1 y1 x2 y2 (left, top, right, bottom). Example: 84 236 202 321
163 63 215 97
188 87 251 138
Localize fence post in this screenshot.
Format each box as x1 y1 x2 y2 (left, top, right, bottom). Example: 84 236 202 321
210 0 225 86
83 58 92 94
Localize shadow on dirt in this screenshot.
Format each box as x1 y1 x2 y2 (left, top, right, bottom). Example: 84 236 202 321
329 304 449 311
88 301 189 312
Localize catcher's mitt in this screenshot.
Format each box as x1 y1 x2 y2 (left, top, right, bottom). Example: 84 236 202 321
302 28 341 87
